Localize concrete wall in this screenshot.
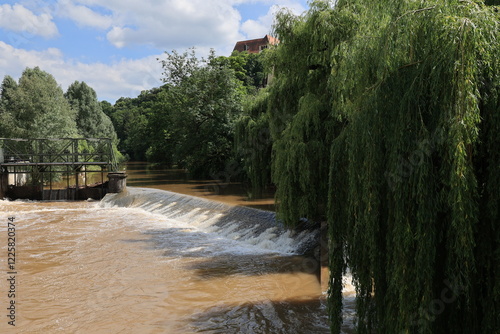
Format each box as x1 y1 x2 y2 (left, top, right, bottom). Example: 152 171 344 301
107 172 127 193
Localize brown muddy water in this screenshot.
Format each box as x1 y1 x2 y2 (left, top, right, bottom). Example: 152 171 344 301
121 162 276 211
0 162 355 334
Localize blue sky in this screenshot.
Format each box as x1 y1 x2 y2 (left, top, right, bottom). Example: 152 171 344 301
0 0 309 102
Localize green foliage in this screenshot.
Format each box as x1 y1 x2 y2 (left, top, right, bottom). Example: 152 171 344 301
65 81 117 140
264 0 351 226
65 81 122 162
214 51 267 94
235 89 272 198
150 49 243 178
0 68 122 165
0 67 78 138
141 87 175 164
327 2 499 333
484 0 500 6
248 1 500 333
108 48 244 172
0 76 18 137
108 93 155 161
100 100 114 118
109 50 262 179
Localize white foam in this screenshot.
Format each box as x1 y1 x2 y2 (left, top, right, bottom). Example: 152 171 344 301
99 187 318 256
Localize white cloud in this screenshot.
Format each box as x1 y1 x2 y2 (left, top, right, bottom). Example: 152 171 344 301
0 1 311 103
106 26 131 49
240 2 307 39
103 0 244 52
0 41 163 103
57 0 113 29
48 0 308 54
0 4 58 38
241 18 271 39
66 56 164 102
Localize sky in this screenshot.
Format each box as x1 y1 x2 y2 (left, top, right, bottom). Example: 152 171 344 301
0 0 309 103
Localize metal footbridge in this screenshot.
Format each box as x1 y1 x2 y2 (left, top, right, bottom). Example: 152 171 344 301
0 138 120 200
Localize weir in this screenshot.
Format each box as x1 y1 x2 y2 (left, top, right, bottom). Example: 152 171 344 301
101 187 333 293
0 138 126 200
102 187 321 255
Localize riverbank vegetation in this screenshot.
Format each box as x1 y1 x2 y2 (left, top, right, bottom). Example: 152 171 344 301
0 0 498 333
263 1 498 333
104 49 267 179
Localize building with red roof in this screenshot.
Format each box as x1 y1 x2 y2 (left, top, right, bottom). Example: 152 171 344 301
233 35 279 54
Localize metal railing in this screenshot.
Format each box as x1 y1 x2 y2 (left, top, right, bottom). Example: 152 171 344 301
0 138 117 172
0 137 118 198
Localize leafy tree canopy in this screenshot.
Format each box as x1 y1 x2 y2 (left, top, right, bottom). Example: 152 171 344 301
214 51 267 94
0 67 78 138
65 80 117 141
149 49 244 177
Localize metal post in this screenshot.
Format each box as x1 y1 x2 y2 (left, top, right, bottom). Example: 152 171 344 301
66 164 69 194
49 165 52 200
74 139 78 200
101 166 105 198
40 166 44 200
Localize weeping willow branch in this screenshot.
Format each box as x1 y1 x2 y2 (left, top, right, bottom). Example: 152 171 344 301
248 1 500 334
395 5 437 22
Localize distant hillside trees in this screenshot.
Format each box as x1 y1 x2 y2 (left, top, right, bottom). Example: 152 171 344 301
152 49 244 178
105 90 159 161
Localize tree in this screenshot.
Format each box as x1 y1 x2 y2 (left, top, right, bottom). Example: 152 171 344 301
100 100 114 118
127 89 164 161
235 90 273 198
108 96 150 161
0 75 18 137
214 51 267 94
326 1 499 332
267 1 342 225
153 49 244 178
242 1 500 333
0 67 78 138
65 81 117 141
142 86 175 164
65 80 123 163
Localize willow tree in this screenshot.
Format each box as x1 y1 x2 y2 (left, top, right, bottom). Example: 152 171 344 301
264 0 359 225
235 89 273 198
262 0 499 333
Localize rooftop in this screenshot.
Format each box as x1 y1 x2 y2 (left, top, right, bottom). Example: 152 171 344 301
233 35 279 54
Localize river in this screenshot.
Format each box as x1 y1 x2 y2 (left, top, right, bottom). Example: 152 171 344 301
0 163 355 333
122 162 276 211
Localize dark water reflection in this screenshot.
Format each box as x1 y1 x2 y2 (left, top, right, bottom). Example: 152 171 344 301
190 298 331 334
121 161 276 211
